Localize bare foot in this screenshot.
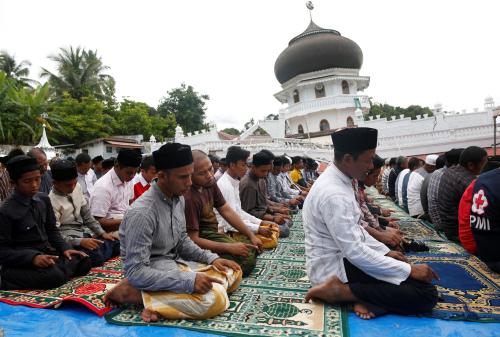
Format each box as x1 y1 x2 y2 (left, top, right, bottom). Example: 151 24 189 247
141 308 159 322
354 303 375 320
305 276 357 304
103 279 142 307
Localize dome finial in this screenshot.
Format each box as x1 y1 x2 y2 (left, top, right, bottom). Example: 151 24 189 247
306 1 314 21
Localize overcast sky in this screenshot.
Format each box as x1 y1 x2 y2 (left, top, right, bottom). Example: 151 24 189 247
1 0 499 130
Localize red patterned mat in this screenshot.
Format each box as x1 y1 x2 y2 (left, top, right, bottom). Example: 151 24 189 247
0 257 123 316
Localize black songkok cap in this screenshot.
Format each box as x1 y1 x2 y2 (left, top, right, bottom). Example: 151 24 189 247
117 149 142 168
0 156 8 165
331 127 378 153
6 155 40 180
153 143 193 170
51 159 78 181
252 151 273 167
273 156 284 167
92 155 104 164
291 156 302 165
372 154 385 170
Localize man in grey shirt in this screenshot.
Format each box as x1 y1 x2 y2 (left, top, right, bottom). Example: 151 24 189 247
104 143 240 322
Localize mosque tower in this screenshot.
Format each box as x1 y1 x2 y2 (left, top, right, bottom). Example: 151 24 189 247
273 2 370 144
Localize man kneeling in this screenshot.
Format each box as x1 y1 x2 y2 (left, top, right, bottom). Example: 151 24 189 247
303 128 439 319
104 143 241 322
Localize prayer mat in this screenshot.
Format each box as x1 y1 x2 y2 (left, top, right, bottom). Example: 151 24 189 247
105 209 349 336
279 229 306 244
106 286 349 337
0 257 123 316
398 219 446 242
422 240 466 255
258 242 306 263
407 253 500 322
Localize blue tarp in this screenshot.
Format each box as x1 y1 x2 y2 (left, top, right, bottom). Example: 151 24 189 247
1 302 499 337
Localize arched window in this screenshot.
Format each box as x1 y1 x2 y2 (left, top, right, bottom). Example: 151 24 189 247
319 119 330 131
293 90 300 103
342 80 350 95
346 116 354 127
315 83 325 98
298 124 304 134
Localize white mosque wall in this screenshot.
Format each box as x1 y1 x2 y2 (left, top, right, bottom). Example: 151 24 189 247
286 108 358 135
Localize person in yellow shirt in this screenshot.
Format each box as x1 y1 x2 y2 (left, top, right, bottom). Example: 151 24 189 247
290 156 307 187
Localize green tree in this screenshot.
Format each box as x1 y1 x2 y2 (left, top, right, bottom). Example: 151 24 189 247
114 100 152 137
157 83 209 134
221 127 241 136
0 51 36 87
0 71 57 144
49 94 116 145
41 46 116 104
150 113 177 141
367 103 433 121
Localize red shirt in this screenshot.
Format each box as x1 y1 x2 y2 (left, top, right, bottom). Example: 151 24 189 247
132 174 150 202
458 179 477 255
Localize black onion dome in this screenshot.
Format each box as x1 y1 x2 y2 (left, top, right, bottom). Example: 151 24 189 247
274 20 363 84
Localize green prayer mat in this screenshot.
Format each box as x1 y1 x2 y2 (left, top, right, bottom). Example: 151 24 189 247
106 211 349 337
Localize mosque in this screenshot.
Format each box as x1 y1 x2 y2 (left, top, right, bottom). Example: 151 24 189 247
155 7 500 160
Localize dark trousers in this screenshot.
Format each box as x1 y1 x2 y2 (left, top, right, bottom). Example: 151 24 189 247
80 239 120 267
344 259 438 315
0 254 91 290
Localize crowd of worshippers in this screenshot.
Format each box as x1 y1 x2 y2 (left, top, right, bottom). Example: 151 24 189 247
0 144 318 321
0 129 497 322
380 147 499 273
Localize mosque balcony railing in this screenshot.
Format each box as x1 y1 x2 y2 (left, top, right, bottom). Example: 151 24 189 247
280 95 370 119
376 124 495 152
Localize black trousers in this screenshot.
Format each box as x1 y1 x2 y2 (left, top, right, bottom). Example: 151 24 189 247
344 259 438 315
0 254 91 290
80 239 120 267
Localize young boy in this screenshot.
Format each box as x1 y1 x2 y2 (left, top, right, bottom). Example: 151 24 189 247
49 159 120 267
0 155 91 290
131 155 157 202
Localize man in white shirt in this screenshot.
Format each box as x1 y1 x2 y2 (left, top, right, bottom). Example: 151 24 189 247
407 155 438 217
90 149 142 239
303 127 438 320
75 153 97 202
217 146 279 248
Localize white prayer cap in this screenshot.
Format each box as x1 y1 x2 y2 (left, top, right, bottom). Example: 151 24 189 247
385 158 390 165
425 154 439 166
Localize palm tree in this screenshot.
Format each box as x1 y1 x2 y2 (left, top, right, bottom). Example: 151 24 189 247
0 51 36 87
41 46 115 102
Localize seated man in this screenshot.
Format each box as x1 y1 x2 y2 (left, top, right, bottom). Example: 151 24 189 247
303 128 438 319
217 146 280 249
267 156 302 208
185 150 263 276
290 156 308 188
279 156 307 198
75 153 97 202
470 165 500 272
439 146 488 241
92 155 104 180
407 155 438 218
104 143 241 322
90 149 142 238
357 155 403 248
240 151 292 238
131 155 157 202
214 157 227 181
0 155 90 290
49 159 120 267
27 147 52 194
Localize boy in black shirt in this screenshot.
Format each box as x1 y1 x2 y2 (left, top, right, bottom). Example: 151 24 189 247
0 155 91 290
